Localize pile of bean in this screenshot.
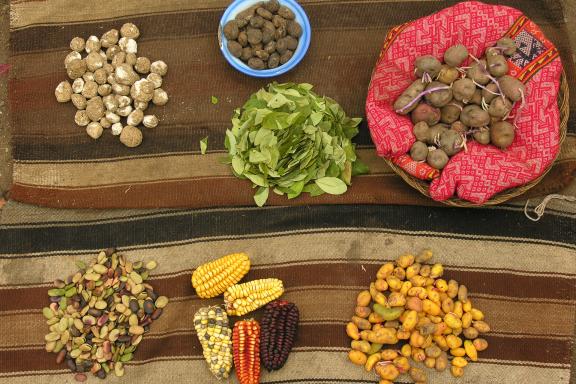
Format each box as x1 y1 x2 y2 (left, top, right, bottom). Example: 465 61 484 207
346 250 491 383
42 248 169 382
54 23 169 148
223 0 303 70
394 38 526 170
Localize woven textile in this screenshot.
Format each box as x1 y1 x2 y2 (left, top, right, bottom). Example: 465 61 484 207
366 1 565 204
7 0 576 208
0 201 575 383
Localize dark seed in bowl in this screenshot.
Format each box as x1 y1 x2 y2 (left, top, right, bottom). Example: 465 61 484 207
248 57 266 70
257 7 274 20
278 6 295 20
264 0 280 12
280 50 293 65
225 0 302 71
223 20 239 40
227 41 243 58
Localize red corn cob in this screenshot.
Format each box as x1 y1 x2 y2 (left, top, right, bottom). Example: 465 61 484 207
260 300 299 371
233 319 261 384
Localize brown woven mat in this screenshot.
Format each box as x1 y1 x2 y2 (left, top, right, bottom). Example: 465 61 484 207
7 0 576 208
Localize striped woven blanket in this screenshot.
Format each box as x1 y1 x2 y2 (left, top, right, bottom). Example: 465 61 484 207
7 0 576 208
2 1 575 383
0 201 575 383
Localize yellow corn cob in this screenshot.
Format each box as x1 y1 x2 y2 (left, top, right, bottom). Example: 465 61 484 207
194 306 234 380
192 253 251 298
224 278 284 316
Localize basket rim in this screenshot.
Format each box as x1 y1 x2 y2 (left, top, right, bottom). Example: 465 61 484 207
384 70 570 207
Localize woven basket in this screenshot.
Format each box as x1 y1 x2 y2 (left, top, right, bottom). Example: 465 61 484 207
385 71 570 207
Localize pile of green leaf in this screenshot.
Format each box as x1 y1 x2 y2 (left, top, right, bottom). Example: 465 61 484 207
224 83 368 206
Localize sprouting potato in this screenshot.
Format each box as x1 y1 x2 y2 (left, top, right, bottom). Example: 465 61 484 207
394 80 427 114
440 102 462 124
497 37 518 56
490 121 515 149
426 149 449 170
488 97 512 118
487 54 509 77
437 64 460 84
453 78 476 102
444 44 469 67
482 83 500 103
413 121 430 142
473 128 491 145
467 59 490 85
439 129 464 156
415 55 442 78
411 103 441 125
426 124 448 145
460 105 490 127
499 75 526 102
424 81 453 107
470 89 483 105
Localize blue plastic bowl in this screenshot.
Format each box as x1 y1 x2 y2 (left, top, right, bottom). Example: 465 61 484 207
219 0 311 78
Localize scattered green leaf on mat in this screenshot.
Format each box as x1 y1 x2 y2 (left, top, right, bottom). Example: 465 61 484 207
315 177 347 195
254 186 270 207
224 82 368 206
200 136 208 155
211 96 219 105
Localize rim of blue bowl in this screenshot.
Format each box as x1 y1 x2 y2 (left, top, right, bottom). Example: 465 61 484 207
219 0 311 78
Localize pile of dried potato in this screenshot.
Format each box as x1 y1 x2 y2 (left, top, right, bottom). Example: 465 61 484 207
54 23 169 148
347 250 490 383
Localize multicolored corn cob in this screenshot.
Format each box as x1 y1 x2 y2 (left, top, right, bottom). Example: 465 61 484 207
192 253 251 298
193 306 233 380
233 319 261 384
260 300 299 371
224 278 284 316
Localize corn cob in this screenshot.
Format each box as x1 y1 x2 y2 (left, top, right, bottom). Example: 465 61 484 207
260 300 299 371
193 306 233 380
192 253 251 298
233 319 261 384
224 278 284 316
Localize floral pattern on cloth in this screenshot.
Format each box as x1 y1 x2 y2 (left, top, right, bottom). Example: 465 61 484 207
366 1 563 203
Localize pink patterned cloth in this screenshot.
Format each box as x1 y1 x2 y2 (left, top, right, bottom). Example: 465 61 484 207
366 1 563 204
